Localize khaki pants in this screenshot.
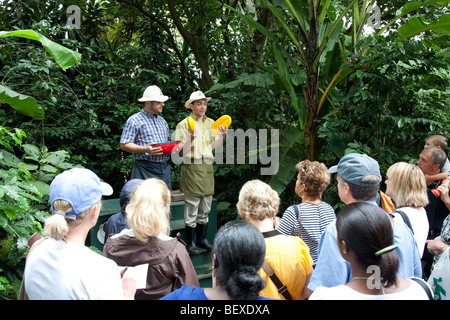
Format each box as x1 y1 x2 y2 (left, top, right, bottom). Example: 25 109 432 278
184 194 212 228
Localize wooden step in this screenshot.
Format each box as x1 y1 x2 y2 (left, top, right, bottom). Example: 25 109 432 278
196 262 212 279
196 262 213 287
170 218 185 233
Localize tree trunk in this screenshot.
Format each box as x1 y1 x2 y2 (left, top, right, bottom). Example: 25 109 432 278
304 15 320 161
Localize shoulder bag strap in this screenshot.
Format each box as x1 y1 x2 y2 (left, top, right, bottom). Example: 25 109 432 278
262 259 292 300
294 204 302 239
410 277 435 300
395 210 414 234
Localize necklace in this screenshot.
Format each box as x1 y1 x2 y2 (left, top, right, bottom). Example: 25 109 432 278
352 277 369 280
350 277 386 295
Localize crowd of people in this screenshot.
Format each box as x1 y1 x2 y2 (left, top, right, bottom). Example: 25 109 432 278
19 86 450 301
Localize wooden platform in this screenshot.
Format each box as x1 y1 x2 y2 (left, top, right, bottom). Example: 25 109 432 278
86 194 217 288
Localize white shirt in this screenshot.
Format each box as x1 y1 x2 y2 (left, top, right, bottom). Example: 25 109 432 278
393 207 429 258
309 279 431 300
442 158 450 173
24 238 124 300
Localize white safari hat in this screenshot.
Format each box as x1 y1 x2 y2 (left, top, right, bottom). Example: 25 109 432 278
185 91 212 108
138 85 169 102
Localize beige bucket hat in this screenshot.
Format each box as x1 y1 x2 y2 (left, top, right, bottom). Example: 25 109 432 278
184 91 212 108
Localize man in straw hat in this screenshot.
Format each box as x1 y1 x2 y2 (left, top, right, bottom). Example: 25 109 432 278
175 90 227 255
120 85 173 190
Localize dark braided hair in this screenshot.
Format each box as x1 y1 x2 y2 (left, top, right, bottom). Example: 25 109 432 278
213 219 266 300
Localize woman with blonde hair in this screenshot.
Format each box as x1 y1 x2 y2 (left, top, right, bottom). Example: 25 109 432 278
385 162 429 257
102 178 199 299
237 179 313 300
277 160 335 265
23 168 136 300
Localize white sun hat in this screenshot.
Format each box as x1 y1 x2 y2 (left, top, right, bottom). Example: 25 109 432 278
184 90 212 108
138 85 169 102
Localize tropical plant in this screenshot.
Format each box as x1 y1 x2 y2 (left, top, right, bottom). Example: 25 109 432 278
320 32 450 165
0 29 82 120
0 126 74 299
223 0 449 194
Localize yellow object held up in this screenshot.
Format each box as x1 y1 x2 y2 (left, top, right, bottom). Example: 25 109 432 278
211 115 232 135
187 116 196 132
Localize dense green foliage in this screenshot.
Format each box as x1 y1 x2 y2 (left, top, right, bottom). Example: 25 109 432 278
0 126 73 298
0 0 448 299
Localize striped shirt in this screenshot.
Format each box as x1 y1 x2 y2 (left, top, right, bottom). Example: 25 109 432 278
120 109 171 162
277 202 336 264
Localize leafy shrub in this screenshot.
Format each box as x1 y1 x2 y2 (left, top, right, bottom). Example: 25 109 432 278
0 126 73 299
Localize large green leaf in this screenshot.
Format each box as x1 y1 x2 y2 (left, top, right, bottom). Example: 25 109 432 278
269 126 305 195
395 0 448 16
0 85 44 120
0 30 82 71
0 30 82 119
273 43 304 129
223 5 274 40
375 0 449 38
318 0 358 56
398 14 450 39
264 0 304 51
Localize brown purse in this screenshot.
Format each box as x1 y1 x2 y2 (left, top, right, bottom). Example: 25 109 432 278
262 259 292 300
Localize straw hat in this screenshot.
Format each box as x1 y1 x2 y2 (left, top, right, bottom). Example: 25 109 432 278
184 91 212 108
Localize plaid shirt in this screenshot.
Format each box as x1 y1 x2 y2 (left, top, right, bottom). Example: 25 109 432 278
120 109 171 162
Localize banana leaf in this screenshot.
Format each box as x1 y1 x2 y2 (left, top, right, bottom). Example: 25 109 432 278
0 29 82 119
0 29 82 71
0 85 44 120
398 14 450 39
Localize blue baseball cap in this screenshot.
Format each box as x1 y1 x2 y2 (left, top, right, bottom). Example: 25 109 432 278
120 179 144 213
50 168 113 220
328 153 381 187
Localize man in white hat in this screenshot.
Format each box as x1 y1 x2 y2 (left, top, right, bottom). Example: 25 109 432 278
120 85 173 190
175 90 227 255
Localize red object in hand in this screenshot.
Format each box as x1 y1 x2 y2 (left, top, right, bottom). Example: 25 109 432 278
153 141 180 154
431 189 441 197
